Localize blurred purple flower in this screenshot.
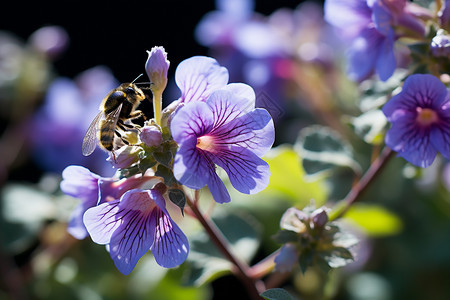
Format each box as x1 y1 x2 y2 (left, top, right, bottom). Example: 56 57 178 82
83 188 189 274
382 74 450 167
60 165 144 239
325 0 425 81
171 83 274 203
31 66 118 174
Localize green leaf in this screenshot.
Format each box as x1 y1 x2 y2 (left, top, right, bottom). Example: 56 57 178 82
168 189 186 215
351 109 387 145
343 203 403 237
155 164 177 186
153 150 173 168
295 126 361 177
272 230 299 244
184 212 261 286
260 145 327 203
261 288 296 300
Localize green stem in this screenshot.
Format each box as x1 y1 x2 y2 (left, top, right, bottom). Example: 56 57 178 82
332 147 394 220
186 196 264 299
152 90 162 126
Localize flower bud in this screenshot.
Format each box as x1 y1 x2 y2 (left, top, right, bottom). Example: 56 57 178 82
145 46 169 93
107 146 143 169
311 208 329 229
140 125 163 147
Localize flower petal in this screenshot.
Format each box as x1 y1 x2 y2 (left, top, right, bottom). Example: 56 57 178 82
83 199 122 245
213 108 275 157
206 169 232 203
175 56 228 103
173 140 212 189
213 146 271 195
60 165 99 199
107 190 157 275
150 208 189 268
220 83 256 112
171 101 214 143
375 29 396 81
401 74 448 108
430 126 450 160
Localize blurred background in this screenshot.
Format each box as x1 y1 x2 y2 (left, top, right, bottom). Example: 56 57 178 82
2 0 450 299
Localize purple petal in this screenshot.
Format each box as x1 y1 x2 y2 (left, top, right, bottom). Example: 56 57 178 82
60 165 99 199
175 56 228 104
67 201 92 239
347 28 381 81
150 208 189 268
212 146 270 195
207 89 256 128
385 122 436 167
375 30 396 81
221 83 256 112
173 141 212 190
324 0 371 36
83 199 122 245
430 126 450 160
212 108 275 157
170 101 214 143
206 170 232 204
401 74 448 108
108 190 157 275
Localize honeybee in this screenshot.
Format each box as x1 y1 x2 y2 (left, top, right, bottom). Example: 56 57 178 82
82 81 147 160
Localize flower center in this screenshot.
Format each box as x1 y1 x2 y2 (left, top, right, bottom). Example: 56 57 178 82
196 135 216 152
416 107 439 126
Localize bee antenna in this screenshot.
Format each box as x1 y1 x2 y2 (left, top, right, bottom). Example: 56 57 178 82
131 73 144 84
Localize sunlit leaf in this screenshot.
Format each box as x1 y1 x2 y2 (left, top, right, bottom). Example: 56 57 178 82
344 203 403 237
260 145 328 203
351 109 387 145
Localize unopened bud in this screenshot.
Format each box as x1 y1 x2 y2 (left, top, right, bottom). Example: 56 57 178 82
311 208 329 229
140 125 163 147
145 46 169 93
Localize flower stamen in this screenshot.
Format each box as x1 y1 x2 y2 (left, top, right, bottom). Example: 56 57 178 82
416 107 439 126
196 135 217 152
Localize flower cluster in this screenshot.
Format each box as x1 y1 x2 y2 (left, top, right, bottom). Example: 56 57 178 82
325 0 428 81
61 46 275 274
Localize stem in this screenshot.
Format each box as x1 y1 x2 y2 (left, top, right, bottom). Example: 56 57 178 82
186 196 264 299
333 147 394 220
152 90 162 126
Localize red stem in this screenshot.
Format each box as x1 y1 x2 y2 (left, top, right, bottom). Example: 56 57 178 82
186 195 265 299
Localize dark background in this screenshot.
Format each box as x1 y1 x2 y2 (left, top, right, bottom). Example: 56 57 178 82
0 1 307 81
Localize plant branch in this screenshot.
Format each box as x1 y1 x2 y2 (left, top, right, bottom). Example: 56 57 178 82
185 195 265 299
333 146 394 220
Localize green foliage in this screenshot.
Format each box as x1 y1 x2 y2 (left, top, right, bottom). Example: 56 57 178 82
295 125 361 177
184 212 261 286
261 288 296 300
344 203 403 237
256 145 328 204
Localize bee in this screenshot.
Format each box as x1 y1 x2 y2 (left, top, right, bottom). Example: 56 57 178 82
82 80 147 160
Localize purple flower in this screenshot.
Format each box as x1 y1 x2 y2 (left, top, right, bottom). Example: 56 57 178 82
382 74 450 167
171 85 275 203
175 56 229 104
325 0 396 81
83 188 189 274
60 165 145 239
31 66 118 174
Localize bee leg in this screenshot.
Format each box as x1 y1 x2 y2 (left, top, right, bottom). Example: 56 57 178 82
128 110 145 121
112 151 117 164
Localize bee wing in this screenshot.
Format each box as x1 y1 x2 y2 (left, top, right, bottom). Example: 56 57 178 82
82 111 103 156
